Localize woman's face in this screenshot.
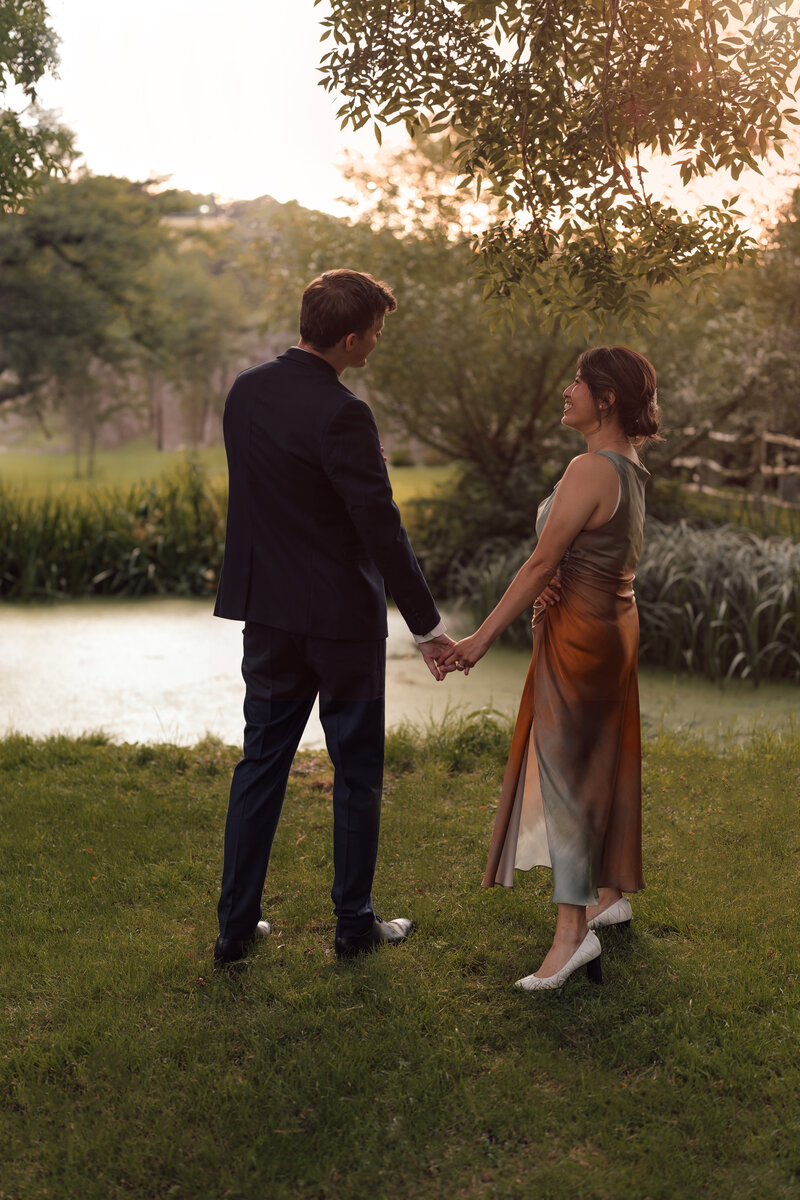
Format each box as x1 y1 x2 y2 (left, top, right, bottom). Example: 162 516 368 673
562 372 601 434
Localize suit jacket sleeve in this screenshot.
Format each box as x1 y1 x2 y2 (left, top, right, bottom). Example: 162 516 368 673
321 396 440 637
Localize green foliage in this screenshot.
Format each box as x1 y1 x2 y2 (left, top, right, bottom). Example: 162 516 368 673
404 460 555 595
256 141 591 496
0 174 176 404
362 234 583 488
0 463 226 599
0 0 74 206
637 519 800 683
141 245 247 446
448 516 800 684
384 706 514 774
647 477 800 540
320 0 800 324
0 457 451 600
0 175 247 470
633 232 800 467
3 727 800 1198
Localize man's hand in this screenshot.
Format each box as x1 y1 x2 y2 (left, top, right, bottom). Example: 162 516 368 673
439 631 490 676
418 633 457 682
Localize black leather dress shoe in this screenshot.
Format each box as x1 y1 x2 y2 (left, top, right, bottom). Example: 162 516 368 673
213 919 271 966
335 917 414 959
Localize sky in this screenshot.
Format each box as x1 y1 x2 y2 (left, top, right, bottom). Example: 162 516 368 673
33 0 799 227
36 0 406 213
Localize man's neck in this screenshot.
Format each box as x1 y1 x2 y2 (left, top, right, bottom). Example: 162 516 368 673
296 340 343 376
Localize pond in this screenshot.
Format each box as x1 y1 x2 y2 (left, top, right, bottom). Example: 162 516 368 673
1 597 797 748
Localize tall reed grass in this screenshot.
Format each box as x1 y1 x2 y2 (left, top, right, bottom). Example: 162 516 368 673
3 468 798 685
0 464 226 600
637 520 800 683
453 520 800 684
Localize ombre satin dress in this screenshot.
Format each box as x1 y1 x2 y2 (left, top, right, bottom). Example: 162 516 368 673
483 450 649 905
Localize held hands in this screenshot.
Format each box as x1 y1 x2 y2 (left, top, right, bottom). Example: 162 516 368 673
418 633 458 682
439 632 490 676
422 572 562 681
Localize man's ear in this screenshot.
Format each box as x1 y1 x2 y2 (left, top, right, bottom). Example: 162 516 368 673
342 332 358 353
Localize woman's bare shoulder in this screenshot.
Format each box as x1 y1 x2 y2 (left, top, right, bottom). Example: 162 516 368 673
561 453 618 481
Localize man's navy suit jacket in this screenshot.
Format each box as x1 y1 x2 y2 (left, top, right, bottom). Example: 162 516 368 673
214 347 440 642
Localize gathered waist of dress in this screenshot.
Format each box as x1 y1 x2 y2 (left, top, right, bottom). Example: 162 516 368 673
560 558 637 599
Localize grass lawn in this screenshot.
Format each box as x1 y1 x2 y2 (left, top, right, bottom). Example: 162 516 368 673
2 718 799 1200
0 441 228 495
0 440 453 511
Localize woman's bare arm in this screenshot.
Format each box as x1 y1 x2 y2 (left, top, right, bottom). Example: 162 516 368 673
440 454 619 671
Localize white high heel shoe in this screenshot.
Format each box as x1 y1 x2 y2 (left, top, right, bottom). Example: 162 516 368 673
514 930 603 992
587 896 632 931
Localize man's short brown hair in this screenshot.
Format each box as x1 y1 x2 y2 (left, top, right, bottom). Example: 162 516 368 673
299 269 397 350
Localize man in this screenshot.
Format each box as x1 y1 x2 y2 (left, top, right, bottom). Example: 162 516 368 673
213 269 454 965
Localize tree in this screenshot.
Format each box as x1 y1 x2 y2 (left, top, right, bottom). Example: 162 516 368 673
146 247 247 447
319 0 800 325
253 134 641 464
0 173 211 471
252 145 596 501
753 186 800 436
638 186 800 462
0 174 168 386
243 140 621 592
0 0 74 206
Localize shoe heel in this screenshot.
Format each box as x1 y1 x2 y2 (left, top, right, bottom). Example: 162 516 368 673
586 954 603 985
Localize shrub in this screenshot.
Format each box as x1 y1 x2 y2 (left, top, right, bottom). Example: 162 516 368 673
385 707 514 775
636 520 800 683
404 462 558 596
0 463 226 600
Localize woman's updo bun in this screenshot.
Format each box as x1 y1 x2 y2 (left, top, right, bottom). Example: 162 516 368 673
577 346 662 444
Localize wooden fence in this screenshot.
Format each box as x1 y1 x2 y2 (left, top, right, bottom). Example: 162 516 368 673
666 426 800 508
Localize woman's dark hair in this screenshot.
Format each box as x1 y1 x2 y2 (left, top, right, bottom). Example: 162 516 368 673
577 346 662 443
300 269 397 350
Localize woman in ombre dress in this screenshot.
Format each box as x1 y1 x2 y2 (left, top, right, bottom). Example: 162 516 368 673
441 346 660 993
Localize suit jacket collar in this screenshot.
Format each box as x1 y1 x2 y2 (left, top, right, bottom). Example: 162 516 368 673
281 346 340 378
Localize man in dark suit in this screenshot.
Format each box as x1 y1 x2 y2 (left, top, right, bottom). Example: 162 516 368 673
213 269 454 964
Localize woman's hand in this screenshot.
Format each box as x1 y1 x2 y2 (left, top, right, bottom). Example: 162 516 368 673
439 632 490 676
539 568 563 607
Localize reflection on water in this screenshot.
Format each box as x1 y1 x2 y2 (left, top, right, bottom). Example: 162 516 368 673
1 597 797 747
0 597 526 749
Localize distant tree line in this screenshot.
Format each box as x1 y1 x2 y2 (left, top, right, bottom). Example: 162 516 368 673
2 141 800 507
2 0 799 495
0 177 255 474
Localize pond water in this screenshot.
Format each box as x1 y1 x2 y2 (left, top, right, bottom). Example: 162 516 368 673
1 597 797 748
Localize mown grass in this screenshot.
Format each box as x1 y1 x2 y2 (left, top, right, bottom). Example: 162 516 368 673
0 440 450 505
0 440 229 495
2 717 799 1200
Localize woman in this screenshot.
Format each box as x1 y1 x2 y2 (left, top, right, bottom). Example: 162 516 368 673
441 346 660 992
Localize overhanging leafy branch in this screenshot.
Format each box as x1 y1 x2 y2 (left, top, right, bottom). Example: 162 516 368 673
318 0 800 323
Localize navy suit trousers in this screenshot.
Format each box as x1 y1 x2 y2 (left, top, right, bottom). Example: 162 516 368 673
217 623 386 939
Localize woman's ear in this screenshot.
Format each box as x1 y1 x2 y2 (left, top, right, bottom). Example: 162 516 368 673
599 390 616 411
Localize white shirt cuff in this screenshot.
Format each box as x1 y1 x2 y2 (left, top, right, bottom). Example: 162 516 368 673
413 619 447 644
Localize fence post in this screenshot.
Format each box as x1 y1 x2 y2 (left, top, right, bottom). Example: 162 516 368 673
750 423 766 501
